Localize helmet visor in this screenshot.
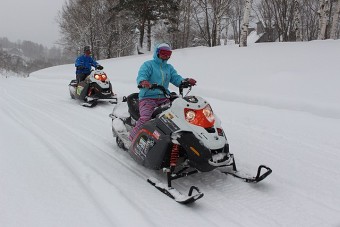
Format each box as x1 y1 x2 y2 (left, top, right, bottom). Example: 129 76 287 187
158 49 172 60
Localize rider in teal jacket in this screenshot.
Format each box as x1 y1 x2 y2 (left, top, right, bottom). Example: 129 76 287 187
137 43 184 100
129 43 197 142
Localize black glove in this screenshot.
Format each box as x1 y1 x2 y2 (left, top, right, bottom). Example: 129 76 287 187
76 66 85 70
96 65 103 70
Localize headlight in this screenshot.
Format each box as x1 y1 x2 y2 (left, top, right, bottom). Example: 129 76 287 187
203 105 214 122
184 105 215 128
94 74 107 81
185 110 196 122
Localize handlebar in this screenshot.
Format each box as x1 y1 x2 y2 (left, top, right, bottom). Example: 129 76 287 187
137 81 192 98
137 84 170 98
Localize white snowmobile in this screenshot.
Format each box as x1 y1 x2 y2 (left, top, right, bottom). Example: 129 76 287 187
69 69 117 107
109 81 272 204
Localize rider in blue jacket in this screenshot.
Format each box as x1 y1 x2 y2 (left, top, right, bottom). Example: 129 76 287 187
129 43 197 141
75 46 103 83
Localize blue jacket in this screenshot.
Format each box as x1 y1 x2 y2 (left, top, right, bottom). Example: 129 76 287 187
137 46 184 100
75 55 99 75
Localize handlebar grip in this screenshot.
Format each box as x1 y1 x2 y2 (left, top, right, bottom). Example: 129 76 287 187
180 80 191 88
137 83 158 89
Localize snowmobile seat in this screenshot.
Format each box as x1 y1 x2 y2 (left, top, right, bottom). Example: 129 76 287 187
69 79 78 87
127 93 140 120
127 93 171 121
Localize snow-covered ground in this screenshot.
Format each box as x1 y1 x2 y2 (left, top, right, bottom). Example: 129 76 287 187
1 40 340 227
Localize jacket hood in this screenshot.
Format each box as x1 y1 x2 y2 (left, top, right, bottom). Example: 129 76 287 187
153 43 171 64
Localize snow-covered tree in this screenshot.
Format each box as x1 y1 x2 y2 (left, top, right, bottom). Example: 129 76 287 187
330 0 340 39
294 0 303 41
190 0 232 47
318 0 331 40
240 0 253 47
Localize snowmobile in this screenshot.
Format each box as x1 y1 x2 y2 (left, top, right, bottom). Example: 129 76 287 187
109 81 272 204
69 69 117 107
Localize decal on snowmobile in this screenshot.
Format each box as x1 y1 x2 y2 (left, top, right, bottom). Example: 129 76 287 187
153 130 161 140
184 96 199 103
190 146 201 156
160 114 180 132
134 135 155 160
76 86 83 95
164 112 174 119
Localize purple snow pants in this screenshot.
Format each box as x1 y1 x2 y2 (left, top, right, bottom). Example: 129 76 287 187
129 98 170 141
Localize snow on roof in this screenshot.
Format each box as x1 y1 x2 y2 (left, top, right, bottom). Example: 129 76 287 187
247 30 262 44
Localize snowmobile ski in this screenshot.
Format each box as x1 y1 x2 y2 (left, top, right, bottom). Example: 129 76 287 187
222 165 272 183
147 177 204 204
81 100 97 108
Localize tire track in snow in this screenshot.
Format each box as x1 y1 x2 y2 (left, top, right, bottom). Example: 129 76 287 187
0 88 161 227
0 93 122 226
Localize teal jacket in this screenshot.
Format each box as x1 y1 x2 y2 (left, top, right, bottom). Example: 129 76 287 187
137 45 184 100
